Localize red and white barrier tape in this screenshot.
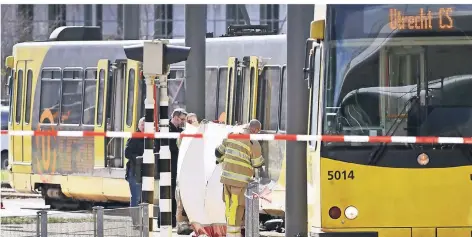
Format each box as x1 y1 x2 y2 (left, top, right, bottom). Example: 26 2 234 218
1 130 472 144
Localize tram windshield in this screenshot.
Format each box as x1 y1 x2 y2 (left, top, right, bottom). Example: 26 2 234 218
322 4 472 145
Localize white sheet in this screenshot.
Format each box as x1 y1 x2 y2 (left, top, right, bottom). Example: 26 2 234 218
176 122 200 181
178 123 208 223
178 122 255 225
204 165 226 224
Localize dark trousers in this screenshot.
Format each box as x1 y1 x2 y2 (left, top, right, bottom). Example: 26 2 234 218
171 151 178 228
126 169 142 226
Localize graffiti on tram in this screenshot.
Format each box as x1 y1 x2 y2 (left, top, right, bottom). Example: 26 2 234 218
32 109 95 176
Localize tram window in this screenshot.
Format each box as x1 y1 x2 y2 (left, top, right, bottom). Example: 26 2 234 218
39 69 61 124
61 69 83 124
168 79 186 118
83 69 97 125
126 69 136 127
206 68 218 120
249 67 256 115
280 66 287 131
169 69 185 80
217 67 228 120
15 69 24 124
168 69 186 118
24 70 33 124
258 66 281 131
241 68 250 122
233 68 246 124
97 69 105 126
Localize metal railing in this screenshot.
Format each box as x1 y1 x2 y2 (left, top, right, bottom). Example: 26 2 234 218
245 169 263 237
3 179 273 237
1 203 151 237
245 179 261 237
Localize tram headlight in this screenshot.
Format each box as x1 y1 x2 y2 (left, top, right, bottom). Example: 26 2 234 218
344 206 358 220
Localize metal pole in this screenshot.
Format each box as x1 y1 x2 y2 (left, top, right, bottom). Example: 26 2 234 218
158 73 172 236
184 4 206 118
245 170 260 237
142 76 156 234
286 5 313 237
123 4 140 40
84 5 92 26
93 208 97 237
40 210 47 237
91 4 97 26
140 203 150 237
93 206 104 237
36 211 41 237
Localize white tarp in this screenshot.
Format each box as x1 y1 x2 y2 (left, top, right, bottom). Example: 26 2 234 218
177 122 245 225
177 123 208 224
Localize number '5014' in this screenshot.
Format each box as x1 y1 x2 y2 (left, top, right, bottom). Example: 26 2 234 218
327 170 355 180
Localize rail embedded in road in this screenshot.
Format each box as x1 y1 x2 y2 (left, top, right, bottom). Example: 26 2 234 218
1 188 41 198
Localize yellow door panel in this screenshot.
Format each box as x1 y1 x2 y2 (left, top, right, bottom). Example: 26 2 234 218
8 69 15 167
12 61 25 164
122 60 140 170
10 173 32 193
249 56 259 119
94 59 110 168
23 67 33 163
124 60 140 130
225 57 237 125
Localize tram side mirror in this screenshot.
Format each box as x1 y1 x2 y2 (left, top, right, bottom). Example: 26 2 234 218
6 69 13 96
303 39 317 89
4 56 14 69
308 49 316 88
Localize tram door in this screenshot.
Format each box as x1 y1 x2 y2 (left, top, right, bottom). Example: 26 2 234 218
120 60 141 167
224 56 260 125
94 59 110 168
102 59 141 200
247 56 260 120
225 57 237 125
12 60 26 165
94 59 142 169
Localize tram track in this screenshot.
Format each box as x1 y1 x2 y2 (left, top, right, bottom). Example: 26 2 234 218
1 187 42 199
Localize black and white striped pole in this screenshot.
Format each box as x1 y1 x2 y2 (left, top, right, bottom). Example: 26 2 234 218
157 71 172 236
141 72 156 233
124 40 191 236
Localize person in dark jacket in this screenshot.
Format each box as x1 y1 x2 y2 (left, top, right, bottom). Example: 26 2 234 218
168 108 187 228
125 117 146 208
124 117 146 227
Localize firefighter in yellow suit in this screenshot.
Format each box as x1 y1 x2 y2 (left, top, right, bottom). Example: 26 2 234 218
215 119 265 237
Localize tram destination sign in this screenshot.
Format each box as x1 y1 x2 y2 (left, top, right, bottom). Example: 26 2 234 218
389 7 453 30
328 4 472 40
